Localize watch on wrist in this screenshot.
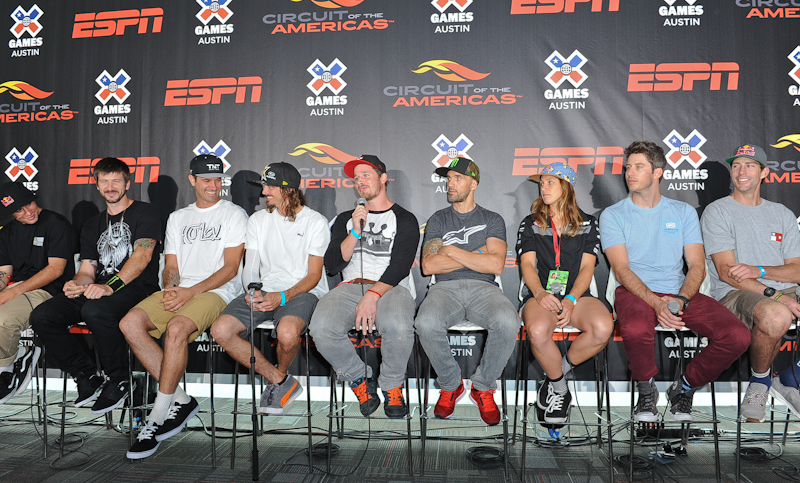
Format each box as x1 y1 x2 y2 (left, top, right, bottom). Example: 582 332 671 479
763 286 776 297
675 295 690 310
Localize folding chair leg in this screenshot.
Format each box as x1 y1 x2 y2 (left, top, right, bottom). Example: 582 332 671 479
230 362 240 469
420 355 430 476
209 333 216 468
305 332 313 474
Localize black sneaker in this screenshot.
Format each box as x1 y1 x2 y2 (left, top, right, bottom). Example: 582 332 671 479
13 346 41 396
91 379 133 415
667 378 697 422
127 421 161 459
349 376 380 416
542 385 572 424
536 379 551 410
74 374 104 407
633 381 659 422
154 396 199 442
0 371 18 405
382 385 408 419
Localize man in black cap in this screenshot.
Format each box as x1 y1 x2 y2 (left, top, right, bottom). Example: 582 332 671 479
310 155 419 418
211 161 330 414
31 157 162 414
121 154 247 459
415 157 518 426
701 144 800 422
0 182 74 404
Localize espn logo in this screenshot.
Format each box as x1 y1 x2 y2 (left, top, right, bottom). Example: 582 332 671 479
628 63 739 91
164 77 263 106
72 9 163 38
68 157 160 185
512 147 624 176
510 0 620 14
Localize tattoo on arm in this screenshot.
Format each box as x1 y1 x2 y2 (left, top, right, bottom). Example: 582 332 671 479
163 268 180 288
422 238 442 257
134 238 157 249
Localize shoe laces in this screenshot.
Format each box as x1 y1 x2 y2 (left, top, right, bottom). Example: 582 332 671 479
744 386 769 407
673 391 694 414
137 421 158 441
473 388 496 408
385 387 405 406
164 403 180 422
636 390 656 412
544 385 565 413
351 379 371 404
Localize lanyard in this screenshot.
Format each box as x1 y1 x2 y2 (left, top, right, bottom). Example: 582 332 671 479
550 217 561 270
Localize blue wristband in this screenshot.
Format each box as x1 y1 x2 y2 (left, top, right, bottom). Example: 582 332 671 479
758 265 765 278
280 291 286 306
564 295 577 304
350 228 361 239
478 249 482 254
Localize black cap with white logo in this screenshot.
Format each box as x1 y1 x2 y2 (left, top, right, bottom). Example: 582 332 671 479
189 154 228 178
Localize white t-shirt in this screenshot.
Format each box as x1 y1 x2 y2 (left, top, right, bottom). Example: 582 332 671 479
164 199 248 304
246 206 330 299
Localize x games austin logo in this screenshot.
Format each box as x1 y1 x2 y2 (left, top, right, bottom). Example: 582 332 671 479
789 46 800 107
94 70 131 124
659 0 703 27
544 50 589 110
430 0 474 34
5 147 38 191
307 58 347 116
662 129 709 191
9 4 43 57
195 0 234 45
431 134 473 192
263 0 393 35
385 60 520 108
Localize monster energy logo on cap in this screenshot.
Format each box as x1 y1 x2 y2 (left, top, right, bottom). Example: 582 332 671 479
435 156 480 183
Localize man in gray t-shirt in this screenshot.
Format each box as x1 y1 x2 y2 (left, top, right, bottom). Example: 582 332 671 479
415 157 518 427
701 143 800 423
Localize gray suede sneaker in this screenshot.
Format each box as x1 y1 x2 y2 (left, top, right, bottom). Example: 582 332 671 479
740 382 769 422
259 375 303 415
769 376 800 419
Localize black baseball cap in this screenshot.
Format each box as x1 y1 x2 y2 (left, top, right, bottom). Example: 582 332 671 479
189 154 228 178
0 182 36 225
434 156 481 183
247 162 301 189
343 155 386 178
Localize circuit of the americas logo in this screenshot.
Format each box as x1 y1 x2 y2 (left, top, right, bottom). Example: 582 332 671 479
307 58 347 95
431 134 473 168
545 50 587 88
194 140 231 172
663 129 707 169
5 147 38 182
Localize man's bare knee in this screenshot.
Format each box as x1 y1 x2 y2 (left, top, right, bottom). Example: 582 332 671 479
753 302 793 339
120 308 152 338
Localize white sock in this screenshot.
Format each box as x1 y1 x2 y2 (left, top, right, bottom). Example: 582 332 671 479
148 390 175 425
173 385 191 405
0 363 12 374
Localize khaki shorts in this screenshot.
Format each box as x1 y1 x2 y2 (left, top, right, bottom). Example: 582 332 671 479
0 289 51 366
136 291 227 342
719 286 799 329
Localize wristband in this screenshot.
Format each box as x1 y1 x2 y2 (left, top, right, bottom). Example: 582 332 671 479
758 265 766 278
280 291 286 306
564 294 577 304
533 289 545 300
774 292 783 301
477 249 482 254
350 229 361 239
106 275 125 292
367 289 382 298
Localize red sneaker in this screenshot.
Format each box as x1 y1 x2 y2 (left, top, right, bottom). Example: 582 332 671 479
469 385 501 426
433 380 465 419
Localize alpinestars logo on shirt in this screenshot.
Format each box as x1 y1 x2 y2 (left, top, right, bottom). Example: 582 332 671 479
182 223 222 244
98 220 132 276
443 225 485 245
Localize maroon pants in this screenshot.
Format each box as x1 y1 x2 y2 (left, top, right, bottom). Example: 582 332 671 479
614 286 751 387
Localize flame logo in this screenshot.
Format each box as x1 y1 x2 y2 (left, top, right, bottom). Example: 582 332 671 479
289 143 355 165
292 0 365 7
772 135 800 154
412 60 490 82
0 81 53 100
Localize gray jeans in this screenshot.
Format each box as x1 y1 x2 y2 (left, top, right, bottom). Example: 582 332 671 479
415 279 519 392
309 283 415 391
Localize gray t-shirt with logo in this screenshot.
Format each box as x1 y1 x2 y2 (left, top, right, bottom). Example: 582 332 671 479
422 204 506 285
701 196 800 300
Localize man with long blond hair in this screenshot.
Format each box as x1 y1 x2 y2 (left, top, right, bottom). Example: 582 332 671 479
600 141 750 422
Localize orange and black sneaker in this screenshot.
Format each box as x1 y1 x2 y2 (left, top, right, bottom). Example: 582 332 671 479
433 380 465 419
382 385 407 419
469 385 501 426
350 376 380 416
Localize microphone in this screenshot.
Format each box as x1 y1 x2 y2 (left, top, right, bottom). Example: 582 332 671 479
356 197 366 230
668 300 681 315
550 282 564 315
247 282 263 294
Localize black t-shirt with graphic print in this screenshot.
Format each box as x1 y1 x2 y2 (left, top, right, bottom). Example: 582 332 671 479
80 200 162 289
422 204 506 285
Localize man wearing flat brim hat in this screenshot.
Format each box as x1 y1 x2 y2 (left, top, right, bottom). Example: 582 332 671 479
0 182 74 405
702 143 800 422
211 161 330 415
